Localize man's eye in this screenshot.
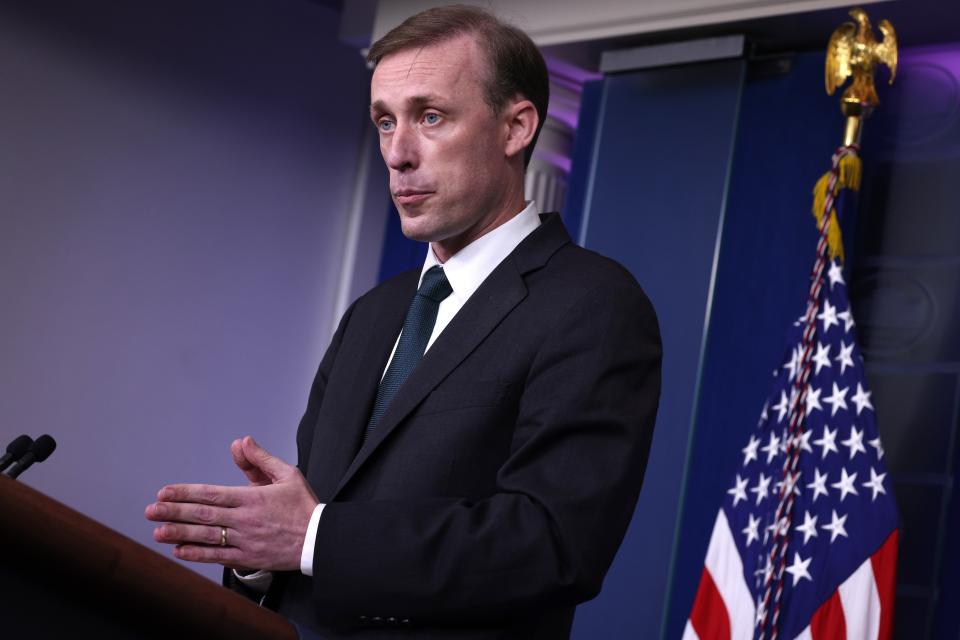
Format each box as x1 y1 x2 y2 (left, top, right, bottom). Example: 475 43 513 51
378 120 395 132
423 113 441 125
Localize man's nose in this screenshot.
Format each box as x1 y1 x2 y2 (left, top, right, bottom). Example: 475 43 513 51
384 122 419 172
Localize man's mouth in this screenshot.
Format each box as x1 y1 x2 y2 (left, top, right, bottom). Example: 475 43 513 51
394 189 434 205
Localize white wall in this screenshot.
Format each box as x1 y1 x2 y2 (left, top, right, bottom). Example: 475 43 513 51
0 0 373 581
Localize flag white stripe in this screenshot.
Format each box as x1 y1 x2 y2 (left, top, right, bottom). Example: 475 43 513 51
795 626 814 640
838 557 881 640
683 620 701 640
704 510 756 640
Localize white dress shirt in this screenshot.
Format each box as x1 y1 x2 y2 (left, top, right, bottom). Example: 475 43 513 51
236 201 541 591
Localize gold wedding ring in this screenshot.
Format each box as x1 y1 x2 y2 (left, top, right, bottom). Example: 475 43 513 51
220 526 228 547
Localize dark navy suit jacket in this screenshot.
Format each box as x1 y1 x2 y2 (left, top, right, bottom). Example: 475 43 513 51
231 214 662 639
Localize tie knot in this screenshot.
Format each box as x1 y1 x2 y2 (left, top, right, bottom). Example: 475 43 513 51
418 266 453 303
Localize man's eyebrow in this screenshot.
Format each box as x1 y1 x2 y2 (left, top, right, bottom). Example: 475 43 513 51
370 94 447 115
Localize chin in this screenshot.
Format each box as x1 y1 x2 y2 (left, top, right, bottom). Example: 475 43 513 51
398 216 440 243
397 208 450 243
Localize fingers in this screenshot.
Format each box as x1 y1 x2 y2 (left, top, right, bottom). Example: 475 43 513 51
155 483 246 507
145 499 232 527
173 543 245 565
154 522 233 548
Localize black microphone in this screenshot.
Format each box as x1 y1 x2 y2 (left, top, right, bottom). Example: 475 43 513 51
5 434 57 479
0 435 34 473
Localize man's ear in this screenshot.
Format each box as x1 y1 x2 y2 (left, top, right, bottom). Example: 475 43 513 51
503 98 539 161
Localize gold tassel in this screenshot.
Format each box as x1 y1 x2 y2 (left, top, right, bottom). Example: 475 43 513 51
810 153 861 262
837 153 861 191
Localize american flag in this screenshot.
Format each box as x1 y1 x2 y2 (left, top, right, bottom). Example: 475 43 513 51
683 250 899 640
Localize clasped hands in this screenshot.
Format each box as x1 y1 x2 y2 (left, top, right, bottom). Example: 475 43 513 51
145 436 318 572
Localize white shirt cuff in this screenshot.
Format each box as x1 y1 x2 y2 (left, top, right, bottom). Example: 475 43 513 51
300 503 325 577
232 568 273 594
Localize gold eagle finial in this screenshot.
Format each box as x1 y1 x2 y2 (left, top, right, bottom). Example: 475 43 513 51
826 7 898 113
812 8 898 262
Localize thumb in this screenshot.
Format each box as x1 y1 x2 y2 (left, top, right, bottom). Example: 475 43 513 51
240 436 293 483
231 438 271 486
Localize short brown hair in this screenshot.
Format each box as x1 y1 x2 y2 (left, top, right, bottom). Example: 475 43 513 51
367 5 549 167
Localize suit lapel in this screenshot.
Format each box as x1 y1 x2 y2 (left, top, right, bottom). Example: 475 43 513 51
307 271 417 499
331 214 572 498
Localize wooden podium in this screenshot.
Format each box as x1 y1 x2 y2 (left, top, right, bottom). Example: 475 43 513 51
0 475 297 639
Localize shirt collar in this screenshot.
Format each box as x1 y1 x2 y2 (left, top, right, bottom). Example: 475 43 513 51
419 201 541 304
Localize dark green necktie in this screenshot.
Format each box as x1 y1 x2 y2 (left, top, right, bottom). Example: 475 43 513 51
365 266 453 438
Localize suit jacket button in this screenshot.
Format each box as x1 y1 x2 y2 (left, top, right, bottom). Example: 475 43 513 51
387 617 397 623
359 616 368 622
373 616 382 622
401 618 411 624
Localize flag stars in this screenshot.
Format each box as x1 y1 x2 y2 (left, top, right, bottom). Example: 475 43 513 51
765 516 788 541
863 468 888 501
869 437 885 460
851 383 874 415
728 474 749 506
805 385 824 414
784 345 802 382
755 597 768 628
814 426 839 459
775 471 802 498
753 556 772 590
841 426 867 460
824 382 849 416
760 555 774 585
822 509 849 543
742 513 761 546
827 261 846 289
774 391 790 423
807 467 830 502
818 299 840 333
832 467 860 502
751 473 772 505
836 341 855 375
812 342 832 375
792 429 814 454
796 510 819 544
742 435 760 466
785 552 813 586
780 431 813 453
838 307 855 332
762 432 781 464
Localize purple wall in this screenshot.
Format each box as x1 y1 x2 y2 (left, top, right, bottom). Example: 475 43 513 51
0 0 372 582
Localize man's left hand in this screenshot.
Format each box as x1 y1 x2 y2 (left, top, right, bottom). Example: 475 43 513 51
145 436 318 571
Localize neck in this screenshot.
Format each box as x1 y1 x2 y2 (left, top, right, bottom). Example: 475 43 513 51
432 172 527 262
433 199 527 263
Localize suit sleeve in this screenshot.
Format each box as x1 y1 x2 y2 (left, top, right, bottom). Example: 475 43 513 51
310 282 662 623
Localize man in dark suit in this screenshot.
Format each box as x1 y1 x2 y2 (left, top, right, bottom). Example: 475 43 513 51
146 6 661 638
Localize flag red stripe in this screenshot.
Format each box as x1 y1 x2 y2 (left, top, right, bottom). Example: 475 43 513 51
809 591 846 640
870 529 899 640
689 566 731 640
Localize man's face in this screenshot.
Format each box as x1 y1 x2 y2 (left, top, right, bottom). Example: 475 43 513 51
370 35 516 257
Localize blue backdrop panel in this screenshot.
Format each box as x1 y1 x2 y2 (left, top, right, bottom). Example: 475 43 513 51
663 52 857 638
562 79 603 241
566 59 745 639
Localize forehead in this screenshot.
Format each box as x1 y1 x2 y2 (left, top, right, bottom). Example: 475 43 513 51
370 34 486 103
